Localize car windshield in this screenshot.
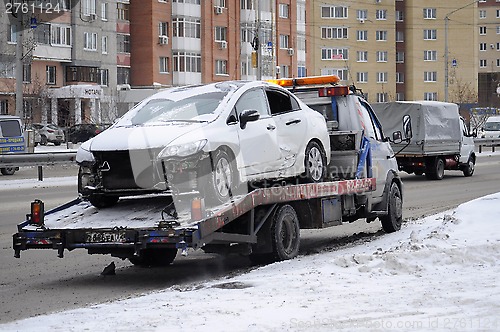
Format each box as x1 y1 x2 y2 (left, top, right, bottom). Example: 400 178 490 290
485 122 500 131
117 91 229 126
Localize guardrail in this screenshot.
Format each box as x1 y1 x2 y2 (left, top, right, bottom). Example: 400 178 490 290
0 152 77 180
474 138 500 153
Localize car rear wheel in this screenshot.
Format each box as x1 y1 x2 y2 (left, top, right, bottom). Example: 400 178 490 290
1 167 16 175
303 141 326 183
462 157 475 177
40 135 48 146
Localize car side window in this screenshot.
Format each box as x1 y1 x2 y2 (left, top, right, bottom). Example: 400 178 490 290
235 88 270 118
357 98 383 141
265 89 300 116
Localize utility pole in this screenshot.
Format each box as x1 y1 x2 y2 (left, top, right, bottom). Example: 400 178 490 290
15 11 24 117
256 0 262 80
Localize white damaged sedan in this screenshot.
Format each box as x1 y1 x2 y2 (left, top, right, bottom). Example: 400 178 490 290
76 80 330 207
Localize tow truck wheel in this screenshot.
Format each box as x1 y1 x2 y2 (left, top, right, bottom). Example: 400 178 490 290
129 248 177 267
380 182 403 233
462 157 475 177
303 141 326 183
1 167 16 175
271 204 300 261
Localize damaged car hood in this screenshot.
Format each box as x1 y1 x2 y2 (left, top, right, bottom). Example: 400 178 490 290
87 122 208 151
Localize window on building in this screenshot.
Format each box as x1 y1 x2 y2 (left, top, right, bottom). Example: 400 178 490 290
84 32 98 51
101 2 108 20
376 10 387 20
376 30 387 41
297 36 306 50
424 29 437 40
298 66 306 78
424 71 437 82
46 66 56 85
396 10 404 21
321 27 348 39
479 26 487 35
240 26 252 43
321 48 348 60
279 3 289 18
279 65 290 78
497 26 500 34
117 34 130 53
66 66 100 83
357 9 367 20
99 69 109 86
0 100 8 115
396 72 404 83
214 0 225 7
396 31 404 42
321 6 348 19
241 60 249 76
102 36 108 54
377 51 388 62
377 93 388 103
357 51 368 62
424 92 437 101
117 2 129 21
117 67 130 84
215 26 227 41
357 72 368 83
0 63 14 78
173 52 202 73
479 10 486 19
23 64 31 83
159 22 169 36
497 59 500 67
497 9 500 18
423 8 436 19
396 52 404 63
320 68 348 80
357 30 367 41
480 59 487 67
159 57 169 73
82 0 96 16
377 72 388 83
396 93 405 101
480 43 487 51
34 24 50 44
173 18 201 38
279 34 289 49
424 50 437 61
8 25 17 43
240 0 253 10
51 25 71 46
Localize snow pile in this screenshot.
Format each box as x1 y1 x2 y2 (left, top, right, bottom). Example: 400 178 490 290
2 194 499 331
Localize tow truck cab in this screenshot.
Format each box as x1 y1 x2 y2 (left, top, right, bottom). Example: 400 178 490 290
268 76 405 221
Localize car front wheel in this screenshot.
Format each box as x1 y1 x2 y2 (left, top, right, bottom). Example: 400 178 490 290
203 149 238 206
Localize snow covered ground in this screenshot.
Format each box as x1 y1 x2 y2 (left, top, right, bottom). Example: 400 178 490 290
1 192 499 331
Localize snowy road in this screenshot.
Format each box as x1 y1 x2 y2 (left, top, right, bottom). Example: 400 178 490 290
0 150 499 329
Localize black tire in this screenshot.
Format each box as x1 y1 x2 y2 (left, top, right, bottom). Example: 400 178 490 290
40 135 48 146
271 204 300 261
88 194 119 208
303 141 326 183
425 157 444 180
1 167 16 175
203 149 239 206
380 182 403 233
129 249 177 267
462 157 475 177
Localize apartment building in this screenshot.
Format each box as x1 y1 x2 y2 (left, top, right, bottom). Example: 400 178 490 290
0 0 118 126
478 0 500 109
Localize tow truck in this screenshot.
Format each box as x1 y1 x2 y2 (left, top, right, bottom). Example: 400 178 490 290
13 76 409 266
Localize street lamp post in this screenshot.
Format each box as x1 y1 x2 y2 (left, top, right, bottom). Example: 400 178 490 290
444 0 479 102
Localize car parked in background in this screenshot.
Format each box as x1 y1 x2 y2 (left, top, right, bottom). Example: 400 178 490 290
76 80 331 207
25 124 42 146
67 123 110 143
32 123 65 146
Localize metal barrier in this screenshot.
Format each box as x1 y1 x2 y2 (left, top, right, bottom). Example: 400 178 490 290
474 138 500 153
0 152 77 181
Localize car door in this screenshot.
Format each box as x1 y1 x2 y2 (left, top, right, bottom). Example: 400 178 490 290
265 88 307 170
234 88 282 177
459 118 474 164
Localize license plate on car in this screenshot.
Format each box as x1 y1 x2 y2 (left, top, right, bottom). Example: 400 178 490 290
85 231 126 243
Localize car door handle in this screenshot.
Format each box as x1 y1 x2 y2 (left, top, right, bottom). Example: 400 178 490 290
267 124 276 130
285 119 301 125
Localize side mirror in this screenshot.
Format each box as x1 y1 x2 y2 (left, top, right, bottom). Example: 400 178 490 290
391 131 403 144
402 114 413 140
239 109 260 129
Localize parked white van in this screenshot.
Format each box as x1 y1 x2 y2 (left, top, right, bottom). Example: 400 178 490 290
0 115 26 175
483 116 500 138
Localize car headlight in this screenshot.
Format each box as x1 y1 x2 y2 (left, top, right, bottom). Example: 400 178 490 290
159 139 208 158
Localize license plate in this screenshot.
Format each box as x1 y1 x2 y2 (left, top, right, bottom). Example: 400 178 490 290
85 231 126 243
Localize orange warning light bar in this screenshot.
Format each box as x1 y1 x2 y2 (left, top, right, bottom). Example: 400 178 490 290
267 75 340 87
